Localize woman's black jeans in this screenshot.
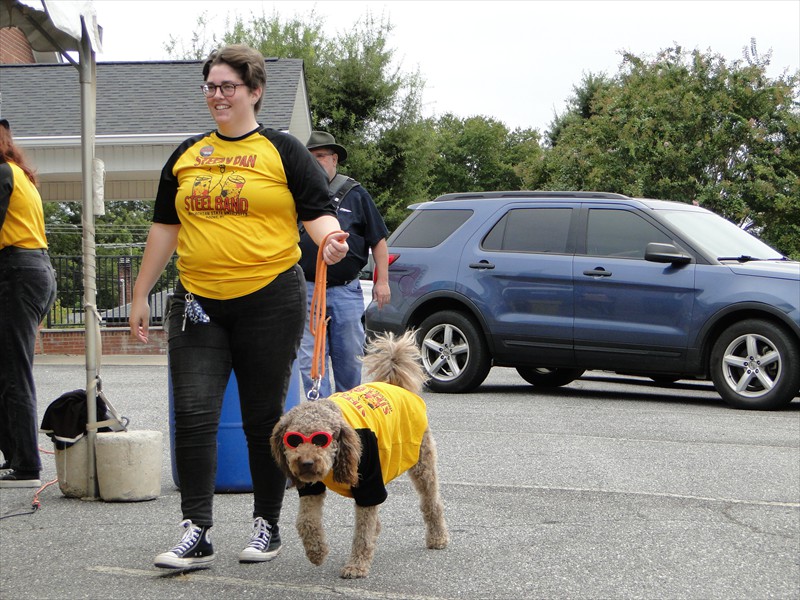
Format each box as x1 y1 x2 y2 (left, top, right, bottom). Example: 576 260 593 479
0 248 57 473
168 265 306 528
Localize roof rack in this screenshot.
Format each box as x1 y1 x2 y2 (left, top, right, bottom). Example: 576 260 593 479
432 191 630 202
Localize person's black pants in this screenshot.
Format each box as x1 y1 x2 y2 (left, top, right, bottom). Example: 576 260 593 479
0 248 57 473
168 265 305 527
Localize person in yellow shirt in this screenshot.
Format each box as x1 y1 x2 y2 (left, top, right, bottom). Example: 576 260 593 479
129 45 349 571
0 118 57 488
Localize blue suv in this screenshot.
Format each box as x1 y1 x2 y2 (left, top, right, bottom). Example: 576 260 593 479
365 192 800 410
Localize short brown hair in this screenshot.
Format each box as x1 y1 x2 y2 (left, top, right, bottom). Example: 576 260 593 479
203 45 267 114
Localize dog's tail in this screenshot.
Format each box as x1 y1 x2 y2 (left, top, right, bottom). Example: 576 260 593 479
361 330 428 395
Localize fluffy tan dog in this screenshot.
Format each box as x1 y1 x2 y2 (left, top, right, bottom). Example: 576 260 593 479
271 330 449 578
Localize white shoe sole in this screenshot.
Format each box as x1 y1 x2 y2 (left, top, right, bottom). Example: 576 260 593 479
154 553 215 569
238 545 282 563
0 479 41 488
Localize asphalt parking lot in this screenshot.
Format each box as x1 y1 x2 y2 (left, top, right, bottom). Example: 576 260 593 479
1 356 798 600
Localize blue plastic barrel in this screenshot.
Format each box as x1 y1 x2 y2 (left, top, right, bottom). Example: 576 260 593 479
169 359 301 493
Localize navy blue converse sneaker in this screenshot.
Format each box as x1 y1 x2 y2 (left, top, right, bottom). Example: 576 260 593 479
239 517 282 562
0 470 41 488
154 520 215 569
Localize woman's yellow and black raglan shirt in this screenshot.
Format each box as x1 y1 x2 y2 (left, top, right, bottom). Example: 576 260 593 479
0 161 48 250
153 126 335 299
298 382 430 506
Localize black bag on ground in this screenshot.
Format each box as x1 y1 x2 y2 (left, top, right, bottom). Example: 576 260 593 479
40 389 127 449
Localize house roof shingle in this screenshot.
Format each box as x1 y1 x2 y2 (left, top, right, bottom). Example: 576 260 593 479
0 58 304 137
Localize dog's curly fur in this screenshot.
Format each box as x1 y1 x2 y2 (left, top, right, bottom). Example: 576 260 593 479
271 330 449 578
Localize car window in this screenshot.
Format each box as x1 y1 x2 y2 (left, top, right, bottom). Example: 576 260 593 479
483 208 572 253
586 208 671 258
390 209 473 248
658 209 784 260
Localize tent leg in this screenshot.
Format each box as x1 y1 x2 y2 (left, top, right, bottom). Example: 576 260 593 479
78 27 100 500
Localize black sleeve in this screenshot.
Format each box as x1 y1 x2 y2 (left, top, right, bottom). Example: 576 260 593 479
351 429 388 507
262 129 336 222
0 162 11 230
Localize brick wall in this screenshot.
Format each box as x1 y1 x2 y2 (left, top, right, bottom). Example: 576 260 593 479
0 28 35 64
36 328 167 355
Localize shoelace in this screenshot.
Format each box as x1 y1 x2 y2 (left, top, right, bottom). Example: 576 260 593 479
245 518 271 550
170 519 202 554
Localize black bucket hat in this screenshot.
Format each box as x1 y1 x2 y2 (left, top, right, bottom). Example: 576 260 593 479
306 130 347 163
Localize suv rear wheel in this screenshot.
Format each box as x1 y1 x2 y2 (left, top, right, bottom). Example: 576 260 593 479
418 310 491 393
516 367 585 388
710 319 800 410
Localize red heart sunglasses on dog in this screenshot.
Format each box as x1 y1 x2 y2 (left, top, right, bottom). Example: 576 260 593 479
283 431 333 449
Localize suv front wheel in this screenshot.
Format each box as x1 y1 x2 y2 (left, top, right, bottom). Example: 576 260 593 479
710 319 800 410
418 310 491 393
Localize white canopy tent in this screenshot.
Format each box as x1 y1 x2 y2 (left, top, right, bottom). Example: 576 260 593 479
1 0 105 498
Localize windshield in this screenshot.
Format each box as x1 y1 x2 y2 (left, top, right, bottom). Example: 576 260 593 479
658 210 784 260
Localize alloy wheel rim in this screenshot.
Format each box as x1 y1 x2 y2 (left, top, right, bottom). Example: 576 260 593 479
720 333 781 398
421 323 470 382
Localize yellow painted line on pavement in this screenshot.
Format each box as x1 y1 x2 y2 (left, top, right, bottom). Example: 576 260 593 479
445 480 800 508
87 566 453 600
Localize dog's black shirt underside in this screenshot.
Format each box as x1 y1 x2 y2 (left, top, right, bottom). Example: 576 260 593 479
297 428 388 506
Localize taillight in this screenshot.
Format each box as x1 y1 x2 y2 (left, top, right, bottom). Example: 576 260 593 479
375 254 400 281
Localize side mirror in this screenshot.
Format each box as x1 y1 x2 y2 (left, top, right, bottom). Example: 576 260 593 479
645 242 692 265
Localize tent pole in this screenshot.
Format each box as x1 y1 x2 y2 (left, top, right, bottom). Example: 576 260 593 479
78 23 100 500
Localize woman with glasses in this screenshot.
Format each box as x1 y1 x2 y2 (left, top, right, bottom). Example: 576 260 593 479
129 44 348 570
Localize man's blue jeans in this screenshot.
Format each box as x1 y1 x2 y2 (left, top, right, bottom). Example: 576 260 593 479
0 249 57 473
168 265 305 527
298 279 365 398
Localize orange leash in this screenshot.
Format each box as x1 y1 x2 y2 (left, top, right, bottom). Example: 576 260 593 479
307 231 345 400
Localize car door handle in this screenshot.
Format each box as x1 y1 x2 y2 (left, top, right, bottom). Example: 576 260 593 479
583 268 612 277
469 261 495 270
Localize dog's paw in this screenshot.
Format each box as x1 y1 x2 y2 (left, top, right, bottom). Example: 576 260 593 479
340 563 369 579
304 542 329 566
426 528 450 549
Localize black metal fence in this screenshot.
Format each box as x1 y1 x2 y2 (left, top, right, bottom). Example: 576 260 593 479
46 255 179 328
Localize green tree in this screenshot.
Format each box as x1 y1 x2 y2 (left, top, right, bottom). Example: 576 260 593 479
544 44 800 257
547 72 613 148
428 114 543 196
44 200 160 316
45 200 153 256
508 127 548 190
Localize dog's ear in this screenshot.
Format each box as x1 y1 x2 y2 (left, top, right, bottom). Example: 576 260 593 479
270 413 294 480
332 423 361 486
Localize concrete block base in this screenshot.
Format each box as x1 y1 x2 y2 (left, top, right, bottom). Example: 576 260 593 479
54 436 90 498
95 430 162 501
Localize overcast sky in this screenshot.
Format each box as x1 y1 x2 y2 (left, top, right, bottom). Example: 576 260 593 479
92 0 800 132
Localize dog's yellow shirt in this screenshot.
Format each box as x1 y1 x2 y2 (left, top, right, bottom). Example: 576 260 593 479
298 382 428 506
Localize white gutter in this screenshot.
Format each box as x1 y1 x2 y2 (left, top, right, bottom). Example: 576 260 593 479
16 133 202 147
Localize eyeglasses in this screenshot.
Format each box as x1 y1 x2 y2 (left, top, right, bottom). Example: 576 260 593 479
283 431 333 449
311 151 335 159
201 82 246 98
